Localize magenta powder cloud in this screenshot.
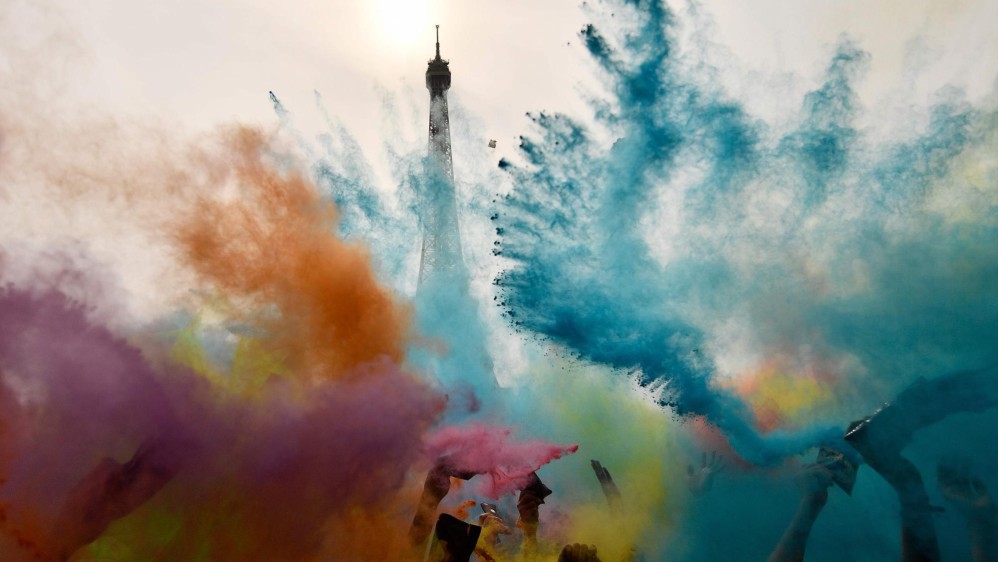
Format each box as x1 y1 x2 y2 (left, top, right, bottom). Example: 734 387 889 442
424 423 578 498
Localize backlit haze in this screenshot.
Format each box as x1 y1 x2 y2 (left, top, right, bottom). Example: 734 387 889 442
1 1 996 560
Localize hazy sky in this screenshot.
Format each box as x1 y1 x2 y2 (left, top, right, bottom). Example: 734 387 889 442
29 0 998 167
2 0 996 319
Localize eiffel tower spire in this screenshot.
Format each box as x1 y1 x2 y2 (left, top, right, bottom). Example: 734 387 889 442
419 25 463 284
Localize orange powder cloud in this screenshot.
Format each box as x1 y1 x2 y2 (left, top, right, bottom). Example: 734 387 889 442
174 128 410 380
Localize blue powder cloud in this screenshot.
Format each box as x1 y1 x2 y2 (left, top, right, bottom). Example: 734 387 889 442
492 0 998 464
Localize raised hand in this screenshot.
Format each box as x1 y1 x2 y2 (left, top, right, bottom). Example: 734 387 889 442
517 472 551 557
590 460 622 509
937 460 998 562
516 472 551 527
767 464 835 562
424 456 483 500
796 463 835 507
687 451 725 496
410 457 484 547
52 437 182 559
937 459 997 520
478 510 512 551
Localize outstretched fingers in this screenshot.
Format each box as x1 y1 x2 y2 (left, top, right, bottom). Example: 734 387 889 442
591 459 610 483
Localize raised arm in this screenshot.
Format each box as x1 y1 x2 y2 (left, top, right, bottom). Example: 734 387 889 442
517 472 552 558
51 438 182 559
846 418 940 562
937 460 998 562
687 451 725 496
590 460 622 511
408 459 480 547
767 464 834 562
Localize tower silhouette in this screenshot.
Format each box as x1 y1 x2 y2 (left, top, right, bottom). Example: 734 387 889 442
414 26 497 399
418 25 464 284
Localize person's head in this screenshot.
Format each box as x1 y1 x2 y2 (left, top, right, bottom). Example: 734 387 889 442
558 543 603 562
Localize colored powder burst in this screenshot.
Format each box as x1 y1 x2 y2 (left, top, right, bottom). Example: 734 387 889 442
0 119 583 560
726 357 838 433
509 357 690 561
424 423 578 498
0 126 446 559
0 284 184 558
271 90 499 418
167 314 293 396
492 0 998 466
1 0 997 560
0 262 445 561
174 127 412 381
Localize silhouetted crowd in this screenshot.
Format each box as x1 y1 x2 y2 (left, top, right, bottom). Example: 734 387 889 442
410 368 998 562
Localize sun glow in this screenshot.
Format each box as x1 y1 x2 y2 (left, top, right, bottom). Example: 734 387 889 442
376 0 430 48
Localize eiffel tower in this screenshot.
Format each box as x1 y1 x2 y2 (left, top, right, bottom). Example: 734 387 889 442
418 25 464 284
415 26 496 397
